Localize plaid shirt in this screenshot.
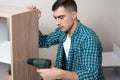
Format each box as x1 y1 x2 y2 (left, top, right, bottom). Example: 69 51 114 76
39 22 105 80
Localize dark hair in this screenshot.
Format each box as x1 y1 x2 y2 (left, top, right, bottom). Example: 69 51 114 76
52 0 77 12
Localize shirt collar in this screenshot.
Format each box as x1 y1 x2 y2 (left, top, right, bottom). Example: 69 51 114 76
71 20 82 37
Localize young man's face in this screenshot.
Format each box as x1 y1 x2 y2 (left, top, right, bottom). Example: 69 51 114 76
53 7 76 32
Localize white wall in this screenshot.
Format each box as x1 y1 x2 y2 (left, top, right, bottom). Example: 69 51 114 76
0 0 120 64
77 0 120 52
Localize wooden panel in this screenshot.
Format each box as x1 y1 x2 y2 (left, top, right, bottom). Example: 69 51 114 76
0 6 30 17
9 10 39 80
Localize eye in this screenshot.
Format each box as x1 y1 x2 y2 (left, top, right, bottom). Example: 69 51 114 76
53 16 56 20
60 17 63 19
59 16 64 19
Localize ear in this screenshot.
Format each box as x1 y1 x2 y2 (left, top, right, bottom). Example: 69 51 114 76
71 11 77 19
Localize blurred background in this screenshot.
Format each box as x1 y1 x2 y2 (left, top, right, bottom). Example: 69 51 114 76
0 0 120 80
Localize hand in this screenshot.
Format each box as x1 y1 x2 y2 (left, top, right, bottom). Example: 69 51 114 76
26 5 41 18
36 67 62 80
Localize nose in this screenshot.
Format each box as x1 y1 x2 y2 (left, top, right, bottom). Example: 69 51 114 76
56 19 60 25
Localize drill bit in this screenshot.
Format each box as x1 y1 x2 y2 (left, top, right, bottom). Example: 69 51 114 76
16 59 27 62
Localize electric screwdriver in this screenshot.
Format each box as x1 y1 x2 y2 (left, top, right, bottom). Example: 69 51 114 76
27 58 61 80
27 58 52 68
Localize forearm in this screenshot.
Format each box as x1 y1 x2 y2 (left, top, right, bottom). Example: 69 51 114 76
57 70 78 80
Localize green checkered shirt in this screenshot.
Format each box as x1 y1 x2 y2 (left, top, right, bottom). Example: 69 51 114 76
39 21 105 80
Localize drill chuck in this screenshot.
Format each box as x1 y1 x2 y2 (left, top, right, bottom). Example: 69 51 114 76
27 58 52 68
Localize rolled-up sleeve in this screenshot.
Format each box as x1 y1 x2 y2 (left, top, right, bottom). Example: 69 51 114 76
75 36 104 80
39 27 61 48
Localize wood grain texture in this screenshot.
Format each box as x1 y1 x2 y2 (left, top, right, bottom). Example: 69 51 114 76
0 6 39 80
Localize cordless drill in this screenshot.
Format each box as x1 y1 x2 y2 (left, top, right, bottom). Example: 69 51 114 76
27 58 52 68
27 58 61 80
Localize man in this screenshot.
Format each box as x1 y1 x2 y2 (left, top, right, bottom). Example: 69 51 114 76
30 0 105 80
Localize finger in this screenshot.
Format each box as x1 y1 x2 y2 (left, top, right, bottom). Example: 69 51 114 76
36 69 43 73
40 74 46 80
39 72 43 74
36 67 40 70
26 5 36 10
36 69 40 72
31 5 36 9
37 9 41 17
